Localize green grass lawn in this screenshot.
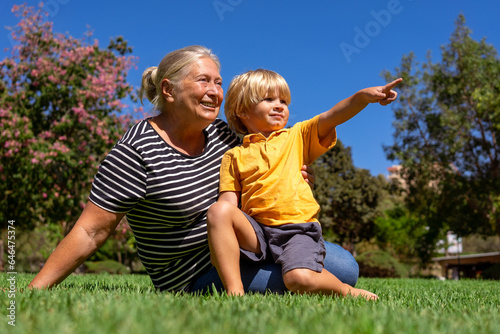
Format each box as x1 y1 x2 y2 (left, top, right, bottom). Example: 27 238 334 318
1 273 499 334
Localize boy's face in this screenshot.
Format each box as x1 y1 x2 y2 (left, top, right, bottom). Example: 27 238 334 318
241 92 289 137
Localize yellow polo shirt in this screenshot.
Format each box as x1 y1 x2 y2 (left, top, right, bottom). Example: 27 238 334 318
219 115 337 226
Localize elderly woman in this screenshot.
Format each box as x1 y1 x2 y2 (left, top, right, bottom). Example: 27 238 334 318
29 45 359 293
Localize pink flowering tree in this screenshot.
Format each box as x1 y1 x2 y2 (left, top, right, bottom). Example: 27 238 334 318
0 4 138 234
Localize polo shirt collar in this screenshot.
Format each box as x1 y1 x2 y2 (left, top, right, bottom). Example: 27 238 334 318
242 128 287 144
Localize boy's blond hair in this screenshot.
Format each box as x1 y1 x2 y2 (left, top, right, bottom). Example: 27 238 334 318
224 69 291 135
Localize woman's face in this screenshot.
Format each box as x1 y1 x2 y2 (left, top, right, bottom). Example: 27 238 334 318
169 57 223 126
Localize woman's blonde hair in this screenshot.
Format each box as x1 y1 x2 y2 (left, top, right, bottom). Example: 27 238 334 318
224 69 291 135
139 45 221 112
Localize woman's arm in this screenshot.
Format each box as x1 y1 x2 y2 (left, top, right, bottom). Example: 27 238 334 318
28 201 125 289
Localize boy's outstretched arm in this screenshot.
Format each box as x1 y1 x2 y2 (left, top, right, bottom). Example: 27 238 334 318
317 78 402 140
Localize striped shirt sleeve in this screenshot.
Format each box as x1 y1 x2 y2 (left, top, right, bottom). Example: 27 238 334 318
89 141 147 213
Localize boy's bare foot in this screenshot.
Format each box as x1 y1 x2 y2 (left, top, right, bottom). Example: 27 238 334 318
348 287 379 301
227 290 244 296
226 284 245 296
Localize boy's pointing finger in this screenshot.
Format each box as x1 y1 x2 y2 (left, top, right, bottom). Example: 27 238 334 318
384 78 403 91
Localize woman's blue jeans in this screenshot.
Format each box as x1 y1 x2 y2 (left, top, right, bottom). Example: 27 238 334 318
191 241 359 294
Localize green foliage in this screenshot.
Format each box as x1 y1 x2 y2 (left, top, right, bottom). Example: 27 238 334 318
3 274 500 334
462 234 500 253
374 204 428 261
84 260 131 274
383 14 500 261
1 224 63 272
313 140 383 246
356 250 409 278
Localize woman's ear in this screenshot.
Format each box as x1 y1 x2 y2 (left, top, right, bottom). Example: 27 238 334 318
161 79 174 102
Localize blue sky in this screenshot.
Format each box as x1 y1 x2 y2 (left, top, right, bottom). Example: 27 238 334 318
1 0 499 176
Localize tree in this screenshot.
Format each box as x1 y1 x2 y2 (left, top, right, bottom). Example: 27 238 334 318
312 140 383 251
383 15 500 261
0 4 137 231
374 203 427 261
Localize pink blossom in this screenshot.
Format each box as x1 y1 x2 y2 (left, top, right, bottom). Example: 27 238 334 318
48 74 58 84
4 3 137 229
52 142 70 154
34 151 46 160
40 131 53 139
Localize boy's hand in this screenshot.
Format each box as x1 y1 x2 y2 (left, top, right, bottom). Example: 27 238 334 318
360 78 402 106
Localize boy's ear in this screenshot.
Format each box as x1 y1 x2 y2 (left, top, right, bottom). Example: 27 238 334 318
161 79 174 102
237 111 248 119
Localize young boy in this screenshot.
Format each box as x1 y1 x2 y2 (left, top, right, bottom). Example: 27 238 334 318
207 69 401 299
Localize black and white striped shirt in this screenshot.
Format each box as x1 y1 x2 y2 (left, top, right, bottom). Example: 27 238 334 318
89 118 240 291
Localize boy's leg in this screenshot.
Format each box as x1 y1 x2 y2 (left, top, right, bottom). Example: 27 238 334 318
265 222 376 299
206 200 261 295
190 241 359 294
323 242 359 287
282 268 378 300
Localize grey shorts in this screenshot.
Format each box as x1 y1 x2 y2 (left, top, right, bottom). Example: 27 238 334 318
240 213 326 275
